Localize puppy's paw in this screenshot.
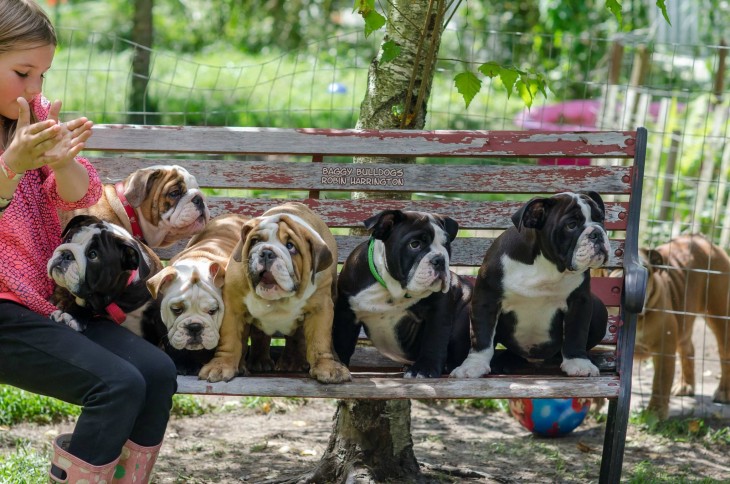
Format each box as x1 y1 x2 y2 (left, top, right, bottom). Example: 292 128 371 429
310 359 351 384
712 384 730 404
248 354 276 373
449 350 492 378
561 357 599 377
672 381 695 397
404 361 441 378
198 357 238 382
50 310 86 332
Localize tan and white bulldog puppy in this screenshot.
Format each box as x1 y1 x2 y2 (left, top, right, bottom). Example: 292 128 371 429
198 202 351 384
623 234 730 418
147 214 247 354
60 165 210 248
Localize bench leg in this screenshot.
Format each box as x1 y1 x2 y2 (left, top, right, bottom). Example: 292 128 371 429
600 310 639 484
599 397 628 484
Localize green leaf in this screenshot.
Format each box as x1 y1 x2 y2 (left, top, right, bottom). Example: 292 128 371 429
656 0 671 25
516 80 534 109
380 40 401 63
499 68 519 99
478 62 501 78
353 0 375 14
606 0 622 25
454 71 482 109
364 10 386 38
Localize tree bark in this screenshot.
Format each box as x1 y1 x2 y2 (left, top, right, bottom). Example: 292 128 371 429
128 0 153 124
354 0 446 202
306 400 421 483
306 2 447 483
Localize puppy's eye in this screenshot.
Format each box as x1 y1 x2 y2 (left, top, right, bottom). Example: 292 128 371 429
208 308 218 316
170 306 184 316
87 249 98 260
409 240 422 249
566 221 578 230
168 189 181 199
286 241 297 254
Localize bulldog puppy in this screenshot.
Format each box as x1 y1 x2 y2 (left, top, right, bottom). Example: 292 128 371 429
146 213 248 374
47 215 163 341
451 191 609 378
627 235 730 418
198 202 351 384
60 165 209 248
332 210 472 377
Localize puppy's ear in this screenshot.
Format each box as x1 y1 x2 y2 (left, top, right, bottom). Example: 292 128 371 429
120 242 141 271
580 190 606 217
124 168 164 207
146 266 178 299
62 214 103 239
512 197 553 230
232 222 256 263
210 262 226 288
434 215 459 242
310 237 333 282
364 210 404 240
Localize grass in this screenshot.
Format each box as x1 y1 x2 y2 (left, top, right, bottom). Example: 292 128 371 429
0 442 48 484
629 409 730 447
44 30 523 130
0 386 80 426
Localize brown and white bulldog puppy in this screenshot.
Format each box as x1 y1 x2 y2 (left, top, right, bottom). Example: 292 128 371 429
146 214 248 374
623 234 730 418
198 202 351 384
60 165 210 248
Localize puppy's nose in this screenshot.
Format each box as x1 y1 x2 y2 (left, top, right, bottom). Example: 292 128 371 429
588 230 602 240
192 195 204 208
186 323 203 337
60 251 74 262
431 255 445 271
261 249 276 268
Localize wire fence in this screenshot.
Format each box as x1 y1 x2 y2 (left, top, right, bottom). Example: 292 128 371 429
48 25 730 420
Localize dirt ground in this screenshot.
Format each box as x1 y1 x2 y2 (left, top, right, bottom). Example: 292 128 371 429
3 320 729 483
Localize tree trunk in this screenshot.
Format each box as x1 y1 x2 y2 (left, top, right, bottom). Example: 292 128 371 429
305 400 421 483
128 0 153 124
306 1 447 483
354 0 446 202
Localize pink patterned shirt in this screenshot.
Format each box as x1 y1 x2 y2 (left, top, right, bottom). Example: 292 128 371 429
0 95 102 316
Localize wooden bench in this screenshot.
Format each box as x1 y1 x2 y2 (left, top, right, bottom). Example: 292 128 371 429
85 126 648 484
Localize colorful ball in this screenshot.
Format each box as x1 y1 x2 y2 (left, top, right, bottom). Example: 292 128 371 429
509 398 591 437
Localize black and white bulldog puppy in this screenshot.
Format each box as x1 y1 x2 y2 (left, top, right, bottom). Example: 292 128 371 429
47 215 164 341
333 210 472 378
451 191 609 379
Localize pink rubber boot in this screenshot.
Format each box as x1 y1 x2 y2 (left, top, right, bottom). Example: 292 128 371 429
112 440 162 483
49 433 119 483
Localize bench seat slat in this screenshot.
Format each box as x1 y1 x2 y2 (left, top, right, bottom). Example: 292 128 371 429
86 127 638 159
201 198 629 231
175 374 620 399
91 158 633 194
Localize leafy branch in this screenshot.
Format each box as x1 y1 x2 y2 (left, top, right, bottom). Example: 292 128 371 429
354 0 671 109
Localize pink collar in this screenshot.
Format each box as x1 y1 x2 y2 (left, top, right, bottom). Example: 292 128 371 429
115 182 145 242
105 269 138 324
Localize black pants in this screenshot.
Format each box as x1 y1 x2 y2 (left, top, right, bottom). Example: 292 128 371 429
0 301 177 465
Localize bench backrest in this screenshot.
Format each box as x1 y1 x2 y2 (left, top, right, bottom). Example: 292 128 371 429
85 126 647 375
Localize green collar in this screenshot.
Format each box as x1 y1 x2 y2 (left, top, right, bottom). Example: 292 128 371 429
367 238 410 298
368 238 388 288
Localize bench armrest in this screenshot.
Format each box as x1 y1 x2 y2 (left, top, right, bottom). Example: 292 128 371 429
622 259 647 314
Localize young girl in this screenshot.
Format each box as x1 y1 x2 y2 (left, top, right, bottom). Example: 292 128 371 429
0 1 177 482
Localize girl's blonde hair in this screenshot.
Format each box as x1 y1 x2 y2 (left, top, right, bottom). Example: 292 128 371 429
0 0 57 145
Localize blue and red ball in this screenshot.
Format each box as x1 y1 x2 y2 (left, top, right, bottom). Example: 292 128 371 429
509 398 592 437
